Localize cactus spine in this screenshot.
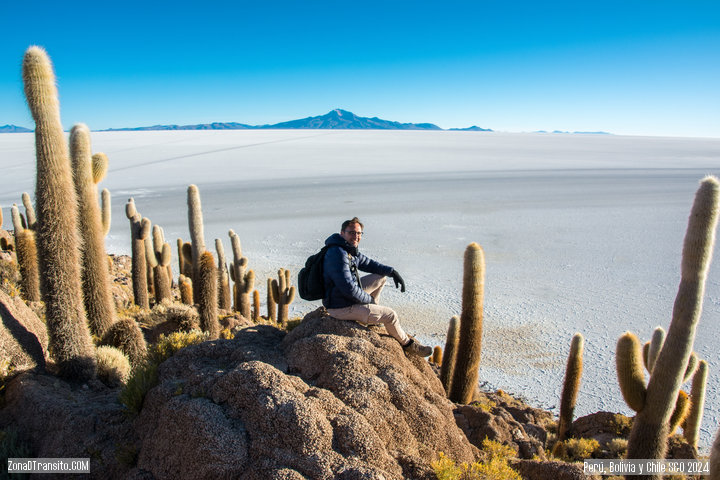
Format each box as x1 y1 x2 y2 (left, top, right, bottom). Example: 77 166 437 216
21 192 36 229
70 125 116 337
271 268 295 327
215 239 231 310
449 242 485 404
228 229 255 318
557 333 584 444
125 198 150 309
197 251 219 339
267 277 277 323
440 315 460 395
684 359 708 447
22 46 96 380
626 176 719 468
11 204 40 302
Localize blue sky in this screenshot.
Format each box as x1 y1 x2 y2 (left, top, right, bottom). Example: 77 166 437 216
1 1 718 137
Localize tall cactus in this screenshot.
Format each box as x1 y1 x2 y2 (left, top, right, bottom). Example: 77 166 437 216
449 242 485 404
267 277 277 323
187 184 206 301
197 251 219 339
557 333 584 443
683 360 708 448
228 229 255 318
21 192 36 230
11 204 40 302
22 46 95 380
626 176 719 468
215 238 231 310
70 125 116 337
271 268 295 327
125 198 150 309
439 315 460 395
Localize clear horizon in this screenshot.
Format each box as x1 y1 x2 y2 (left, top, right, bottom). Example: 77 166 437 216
1 1 718 138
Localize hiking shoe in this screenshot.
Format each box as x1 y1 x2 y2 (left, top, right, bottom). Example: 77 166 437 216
403 338 432 357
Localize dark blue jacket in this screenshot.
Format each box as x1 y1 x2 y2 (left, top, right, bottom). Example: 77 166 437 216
322 233 394 309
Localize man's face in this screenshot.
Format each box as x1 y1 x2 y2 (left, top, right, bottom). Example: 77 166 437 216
341 223 363 248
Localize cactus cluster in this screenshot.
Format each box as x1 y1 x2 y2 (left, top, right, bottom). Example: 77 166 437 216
229 229 255 319
270 268 296 327
10 204 40 302
146 225 172 303
126 198 151 309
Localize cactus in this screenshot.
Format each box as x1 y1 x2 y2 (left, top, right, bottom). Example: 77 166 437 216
197 251 219 339
267 277 277 323
228 229 255 318
626 176 719 466
271 268 295 327
668 390 691 436
616 331 647 412
449 243 485 404
22 46 96 381
178 274 194 305
146 225 172 303
215 239 231 310
252 289 261 322
21 192 36 230
683 360 708 447
557 333 584 443
101 318 148 367
70 124 116 337
187 184 206 300
645 326 665 373
181 241 194 278
125 198 151 309
101 188 111 236
11 204 40 301
431 346 442 365
440 315 460 395
711 424 720 480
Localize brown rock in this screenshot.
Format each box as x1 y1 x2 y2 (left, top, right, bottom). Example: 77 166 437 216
511 459 601 480
0 288 48 374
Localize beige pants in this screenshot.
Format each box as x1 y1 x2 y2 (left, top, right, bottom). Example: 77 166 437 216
327 273 410 345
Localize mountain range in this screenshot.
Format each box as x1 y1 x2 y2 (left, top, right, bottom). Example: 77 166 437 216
0 110 493 133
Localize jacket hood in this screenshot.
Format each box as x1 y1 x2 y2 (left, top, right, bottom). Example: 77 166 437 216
325 233 358 256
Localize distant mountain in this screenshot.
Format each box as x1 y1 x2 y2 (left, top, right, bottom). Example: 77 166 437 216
0 124 32 133
448 126 492 132
98 109 461 132
259 109 443 130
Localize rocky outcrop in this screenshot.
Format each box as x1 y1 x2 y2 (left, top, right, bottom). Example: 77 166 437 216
0 288 48 375
1 308 478 479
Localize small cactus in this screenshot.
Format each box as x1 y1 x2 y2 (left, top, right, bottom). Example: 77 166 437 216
449 242 485 404
21 192 36 230
197 251 219 339
101 188 111 236
23 46 96 381
267 277 277 323
683 359 708 447
252 289 261 322
271 268 295 327
125 198 151 309
228 229 255 318
440 315 460 395
11 204 40 302
616 331 647 412
557 333 584 443
178 274 193 305
431 346 442 365
215 239 231 310
101 318 148 367
146 225 172 303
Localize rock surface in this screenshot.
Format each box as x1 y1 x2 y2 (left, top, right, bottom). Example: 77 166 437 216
1 308 478 479
0 288 47 375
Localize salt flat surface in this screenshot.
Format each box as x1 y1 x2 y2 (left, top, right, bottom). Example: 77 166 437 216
2 130 720 451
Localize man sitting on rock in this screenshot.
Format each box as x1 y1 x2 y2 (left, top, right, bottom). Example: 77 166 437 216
322 217 432 357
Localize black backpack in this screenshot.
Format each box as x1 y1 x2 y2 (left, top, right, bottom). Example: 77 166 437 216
297 245 330 301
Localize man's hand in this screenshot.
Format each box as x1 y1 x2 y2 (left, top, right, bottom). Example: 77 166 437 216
391 270 406 293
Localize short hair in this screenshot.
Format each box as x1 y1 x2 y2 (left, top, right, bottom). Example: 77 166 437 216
341 217 364 232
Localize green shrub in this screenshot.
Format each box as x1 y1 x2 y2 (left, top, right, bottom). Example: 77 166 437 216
431 439 520 480
552 437 601 462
